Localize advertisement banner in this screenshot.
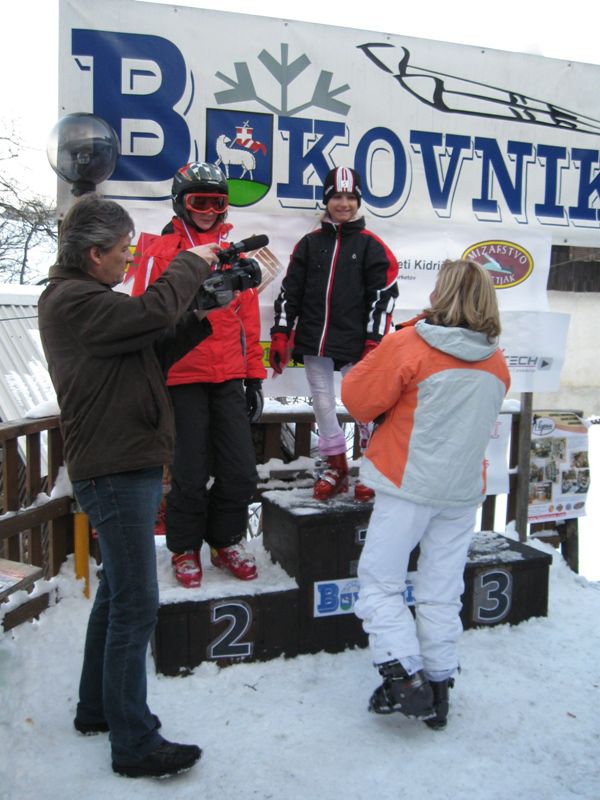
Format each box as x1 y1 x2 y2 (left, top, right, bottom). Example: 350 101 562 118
313 578 361 617
528 411 589 523
60 0 600 246
236 219 566 396
59 0 577 417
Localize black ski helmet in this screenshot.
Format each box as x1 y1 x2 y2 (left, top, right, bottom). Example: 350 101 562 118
171 162 228 220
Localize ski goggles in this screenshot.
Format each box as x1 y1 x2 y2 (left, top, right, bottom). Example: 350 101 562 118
184 193 228 214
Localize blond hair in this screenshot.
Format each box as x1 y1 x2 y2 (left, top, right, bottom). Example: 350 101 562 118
424 259 501 340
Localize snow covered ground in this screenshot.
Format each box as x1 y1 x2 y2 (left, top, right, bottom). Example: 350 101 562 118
1 431 599 799
1 541 599 800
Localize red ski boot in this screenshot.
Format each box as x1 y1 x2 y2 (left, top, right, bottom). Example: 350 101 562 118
313 453 349 501
354 481 375 502
171 550 202 588
210 542 258 580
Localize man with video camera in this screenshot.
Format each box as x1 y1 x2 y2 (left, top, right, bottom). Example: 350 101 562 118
38 193 218 778
132 162 265 588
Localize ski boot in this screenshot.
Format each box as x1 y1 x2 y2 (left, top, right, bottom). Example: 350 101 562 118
171 550 202 588
354 481 375 502
369 660 435 720
210 541 258 580
425 678 454 730
313 453 349 501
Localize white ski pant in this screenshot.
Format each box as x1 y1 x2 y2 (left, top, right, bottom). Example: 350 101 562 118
304 356 351 456
355 492 476 680
304 356 371 457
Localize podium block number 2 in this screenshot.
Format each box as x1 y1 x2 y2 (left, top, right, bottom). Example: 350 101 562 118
208 601 254 659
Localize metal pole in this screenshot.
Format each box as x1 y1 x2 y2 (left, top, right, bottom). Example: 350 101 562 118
73 511 90 598
514 392 533 542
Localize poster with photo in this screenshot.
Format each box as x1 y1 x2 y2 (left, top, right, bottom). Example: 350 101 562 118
528 411 589 524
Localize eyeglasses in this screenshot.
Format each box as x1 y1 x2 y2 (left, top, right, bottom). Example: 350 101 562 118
184 193 228 214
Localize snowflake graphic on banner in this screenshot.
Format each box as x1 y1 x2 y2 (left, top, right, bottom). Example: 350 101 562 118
214 44 350 116
206 45 350 207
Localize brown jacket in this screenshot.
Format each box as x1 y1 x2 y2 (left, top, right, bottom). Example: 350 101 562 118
38 250 212 481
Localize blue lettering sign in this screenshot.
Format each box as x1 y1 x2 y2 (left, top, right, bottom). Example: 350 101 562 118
472 137 535 222
410 131 472 216
534 145 568 222
355 127 408 211
569 148 600 223
316 583 339 614
72 30 190 183
277 116 346 202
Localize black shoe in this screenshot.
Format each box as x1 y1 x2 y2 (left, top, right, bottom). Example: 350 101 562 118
74 713 162 736
425 678 454 730
369 661 435 720
112 740 202 778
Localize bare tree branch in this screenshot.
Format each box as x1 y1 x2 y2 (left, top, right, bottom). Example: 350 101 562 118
0 128 57 284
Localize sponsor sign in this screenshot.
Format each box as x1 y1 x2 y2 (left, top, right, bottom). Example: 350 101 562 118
528 410 589 523
59 0 578 397
462 241 533 290
60 0 600 243
314 579 360 617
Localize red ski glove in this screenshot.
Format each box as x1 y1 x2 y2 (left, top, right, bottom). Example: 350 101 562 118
269 333 290 374
360 339 379 360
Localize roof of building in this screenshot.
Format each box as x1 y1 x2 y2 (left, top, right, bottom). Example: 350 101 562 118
0 285 55 426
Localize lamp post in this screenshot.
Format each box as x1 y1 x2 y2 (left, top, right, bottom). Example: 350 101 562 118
46 113 120 590
46 113 119 196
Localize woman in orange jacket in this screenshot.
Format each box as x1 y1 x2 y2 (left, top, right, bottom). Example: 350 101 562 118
342 258 510 729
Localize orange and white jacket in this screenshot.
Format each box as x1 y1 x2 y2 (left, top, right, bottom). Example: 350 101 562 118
342 319 510 507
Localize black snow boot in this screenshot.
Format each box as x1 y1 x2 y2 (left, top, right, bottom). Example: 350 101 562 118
369 660 435 720
424 677 454 730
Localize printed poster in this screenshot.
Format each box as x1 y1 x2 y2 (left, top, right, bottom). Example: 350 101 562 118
528 410 589 523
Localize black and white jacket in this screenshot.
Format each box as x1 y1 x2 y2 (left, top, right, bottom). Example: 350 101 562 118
271 216 399 366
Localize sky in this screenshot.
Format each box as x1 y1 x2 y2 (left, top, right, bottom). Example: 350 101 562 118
2 0 600 200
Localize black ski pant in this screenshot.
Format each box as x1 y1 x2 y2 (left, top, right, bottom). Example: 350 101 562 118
165 380 258 554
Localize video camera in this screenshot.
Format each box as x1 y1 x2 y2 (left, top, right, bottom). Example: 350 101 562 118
197 234 268 310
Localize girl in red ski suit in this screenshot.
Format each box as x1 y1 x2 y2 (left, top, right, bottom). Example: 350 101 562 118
132 162 265 586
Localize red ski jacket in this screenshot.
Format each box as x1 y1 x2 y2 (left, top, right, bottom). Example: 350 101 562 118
132 217 266 385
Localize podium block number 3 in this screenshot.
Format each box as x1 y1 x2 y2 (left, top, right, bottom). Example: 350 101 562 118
472 569 512 624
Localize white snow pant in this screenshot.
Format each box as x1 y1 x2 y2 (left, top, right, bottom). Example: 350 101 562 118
304 356 351 456
304 356 372 457
355 492 476 681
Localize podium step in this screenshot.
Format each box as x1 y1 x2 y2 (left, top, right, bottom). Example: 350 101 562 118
152 491 552 675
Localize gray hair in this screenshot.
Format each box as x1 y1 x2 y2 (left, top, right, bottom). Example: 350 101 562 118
58 193 135 271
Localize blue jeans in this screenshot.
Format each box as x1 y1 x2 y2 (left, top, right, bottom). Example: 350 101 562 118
73 468 164 764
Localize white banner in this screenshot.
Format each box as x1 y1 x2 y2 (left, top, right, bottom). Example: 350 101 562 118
60 0 600 247
261 309 569 397
59 0 573 399
485 414 512 497
498 311 570 393
230 217 566 396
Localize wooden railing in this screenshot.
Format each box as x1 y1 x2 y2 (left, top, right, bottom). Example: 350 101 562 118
0 415 74 629
0 407 579 631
